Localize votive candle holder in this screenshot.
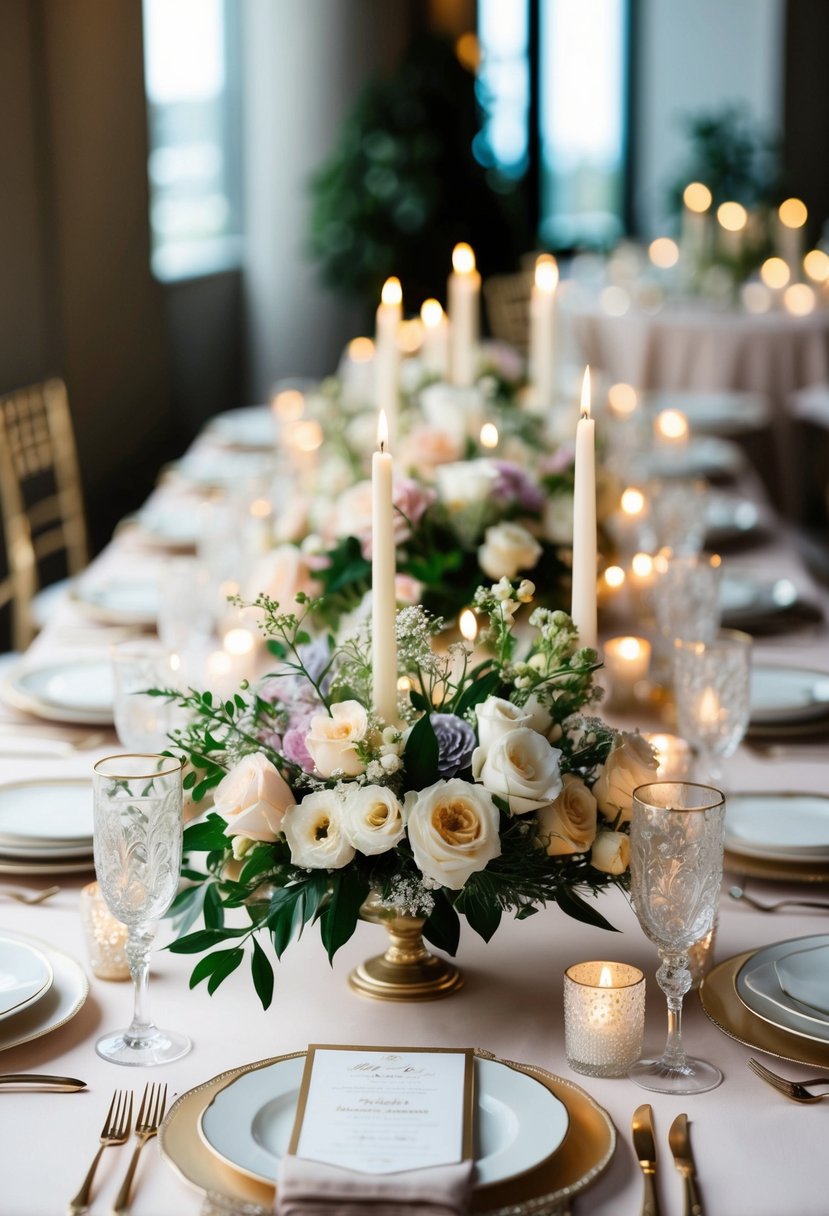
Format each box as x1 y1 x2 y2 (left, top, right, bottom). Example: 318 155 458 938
80 881 130 981
564 961 646 1077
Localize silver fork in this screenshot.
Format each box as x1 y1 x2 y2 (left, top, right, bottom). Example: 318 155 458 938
68 1089 133 1214
729 885 829 914
1 885 61 905
111 1082 168 1215
748 1057 829 1103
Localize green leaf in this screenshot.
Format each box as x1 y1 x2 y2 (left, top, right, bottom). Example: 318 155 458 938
268 639 288 658
189 949 236 989
319 870 370 963
453 670 502 720
239 846 278 886
168 927 247 954
515 904 538 920
224 700 235 717
408 690 429 713
403 713 440 792
270 904 296 959
203 883 225 930
182 770 197 790
207 947 244 995
457 890 502 943
183 814 227 852
234 694 246 710
422 890 460 956
555 886 619 932
251 937 275 1010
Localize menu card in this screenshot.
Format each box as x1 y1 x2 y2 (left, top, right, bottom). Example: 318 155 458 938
288 1045 475 1175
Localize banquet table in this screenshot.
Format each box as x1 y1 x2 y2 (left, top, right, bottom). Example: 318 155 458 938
1 423 829 1216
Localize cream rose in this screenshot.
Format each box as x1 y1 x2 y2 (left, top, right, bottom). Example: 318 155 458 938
282 790 356 869
543 494 575 545
305 701 368 778
404 779 501 890
475 696 533 751
246 544 318 606
214 754 295 843
341 785 405 856
590 829 631 875
593 732 658 824
435 459 497 509
472 727 562 815
478 521 543 581
536 774 597 856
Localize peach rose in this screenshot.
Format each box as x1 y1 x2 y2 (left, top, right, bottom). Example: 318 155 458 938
214 754 295 843
536 774 597 856
305 701 368 778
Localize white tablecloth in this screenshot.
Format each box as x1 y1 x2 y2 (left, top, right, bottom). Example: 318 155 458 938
1 437 828 1216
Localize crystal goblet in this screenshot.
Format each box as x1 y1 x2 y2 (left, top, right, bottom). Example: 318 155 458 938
112 639 182 751
673 629 752 786
651 551 722 679
628 780 726 1094
93 754 191 1066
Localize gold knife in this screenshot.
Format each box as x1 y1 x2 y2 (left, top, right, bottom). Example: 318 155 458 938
632 1104 661 1216
669 1113 703 1216
0 1074 86 1091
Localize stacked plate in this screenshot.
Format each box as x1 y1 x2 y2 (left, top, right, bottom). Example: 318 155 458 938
644 390 770 436
720 575 821 633
737 935 829 1051
3 657 114 726
71 575 160 628
0 778 94 875
0 929 88 1053
644 436 745 481
748 665 829 737
704 491 764 548
206 405 275 452
724 792 829 883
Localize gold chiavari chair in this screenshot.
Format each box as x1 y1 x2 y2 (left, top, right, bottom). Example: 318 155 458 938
482 268 534 355
0 378 89 650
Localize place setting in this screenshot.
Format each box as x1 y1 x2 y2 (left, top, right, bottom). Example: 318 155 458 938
0 775 95 876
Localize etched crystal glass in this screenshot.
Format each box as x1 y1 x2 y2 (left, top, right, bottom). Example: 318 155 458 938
651 552 722 677
93 754 190 1065
112 640 182 752
673 629 752 786
629 781 726 1094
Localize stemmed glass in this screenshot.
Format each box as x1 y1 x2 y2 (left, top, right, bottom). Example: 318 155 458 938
92 754 191 1066
673 629 752 786
628 781 726 1094
651 551 722 679
112 640 182 751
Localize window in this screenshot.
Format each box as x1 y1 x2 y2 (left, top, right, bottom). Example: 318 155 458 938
477 0 630 249
142 0 243 280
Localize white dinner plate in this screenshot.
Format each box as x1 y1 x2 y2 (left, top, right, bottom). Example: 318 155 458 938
0 855 95 876
725 792 829 861
0 778 93 847
775 944 829 1018
749 665 829 726
199 1055 569 1188
133 503 204 550
704 492 761 545
0 937 53 1022
0 930 88 1052
173 450 273 491
719 573 800 626
3 658 114 725
645 436 744 480
737 935 829 1045
71 577 160 627
207 406 275 451
646 391 770 435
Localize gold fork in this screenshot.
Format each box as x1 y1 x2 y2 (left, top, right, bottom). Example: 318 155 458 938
68 1089 133 1214
748 1057 829 1103
111 1082 167 1215
1 885 61 905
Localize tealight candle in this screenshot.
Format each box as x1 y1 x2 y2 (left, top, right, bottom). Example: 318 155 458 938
716 201 747 258
564 961 645 1077
680 182 712 268
654 408 689 447
642 732 693 780
776 198 808 276
80 882 130 981
420 298 449 377
603 636 651 708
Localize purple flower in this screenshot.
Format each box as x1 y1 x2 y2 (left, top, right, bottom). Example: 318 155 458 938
282 725 315 772
430 713 476 777
492 461 545 513
539 444 575 476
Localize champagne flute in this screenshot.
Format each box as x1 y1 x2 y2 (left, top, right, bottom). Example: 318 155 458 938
92 754 191 1066
628 780 726 1094
673 629 752 786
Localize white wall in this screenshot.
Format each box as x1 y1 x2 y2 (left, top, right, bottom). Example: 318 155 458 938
242 0 411 397
634 0 785 236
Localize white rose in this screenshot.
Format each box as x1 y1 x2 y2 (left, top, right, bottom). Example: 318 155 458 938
420 384 484 441
478 521 543 581
404 779 501 890
543 494 575 545
475 696 533 751
306 701 369 778
435 459 497 509
590 829 631 875
214 753 295 843
593 732 658 824
246 544 317 606
341 785 405 856
333 481 373 541
536 774 597 856
472 726 562 815
282 789 356 869
522 692 553 734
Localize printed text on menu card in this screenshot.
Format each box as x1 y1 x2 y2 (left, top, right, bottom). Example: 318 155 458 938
290 1046 475 1174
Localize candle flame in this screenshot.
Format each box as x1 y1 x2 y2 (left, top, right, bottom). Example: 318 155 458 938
420 298 444 327
459 608 478 642
698 687 720 725
784 283 816 315
381 276 402 306
779 197 807 229
348 336 375 362
223 628 255 657
608 382 638 416
649 237 679 269
534 254 559 292
479 422 499 449
656 408 689 442
598 965 614 988
272 389 305 420
760 257 790 290
631 552 654 578
603 565 625 589
621 487 646 517
292 419 323 453
717 201 747 232
452 242 476 274
618 636 644 661
580 366 591 419
377 409 389 453
249 497 272 519
683 181 712 213
804 249 829 283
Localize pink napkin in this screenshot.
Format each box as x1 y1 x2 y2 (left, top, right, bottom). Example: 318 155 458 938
275 1155 474 1215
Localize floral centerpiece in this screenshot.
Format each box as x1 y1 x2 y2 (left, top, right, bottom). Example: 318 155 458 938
164 579 656 1008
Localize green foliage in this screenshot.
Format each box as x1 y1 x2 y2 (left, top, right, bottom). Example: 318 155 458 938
668 105 780 213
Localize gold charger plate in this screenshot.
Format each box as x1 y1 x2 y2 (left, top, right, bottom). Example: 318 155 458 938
724 849 829 885
159 1049 616 1215
700 950 829 1068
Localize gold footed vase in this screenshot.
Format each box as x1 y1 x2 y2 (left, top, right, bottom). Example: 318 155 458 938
348 893 463 1001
